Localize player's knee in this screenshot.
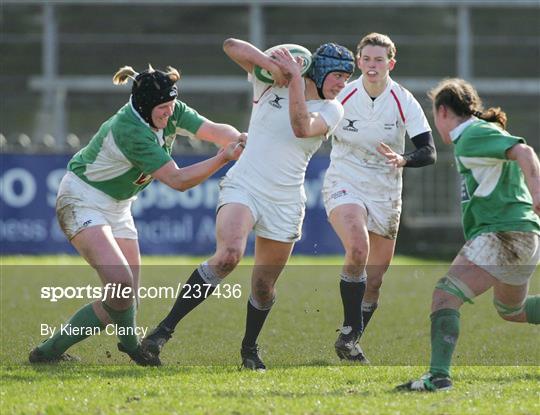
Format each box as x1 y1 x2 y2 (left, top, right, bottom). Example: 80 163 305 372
252 279 275 304
497 312 522 322
366 275 383 292
346 243 368 265
108 279 135 307
96 263 133 285
431 289 460 310
432 275 475 311
216 246 243 273
493 298 525 322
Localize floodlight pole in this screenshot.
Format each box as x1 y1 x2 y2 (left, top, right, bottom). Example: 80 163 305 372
457 5 472 80
249 3 265 50
35 3 66 149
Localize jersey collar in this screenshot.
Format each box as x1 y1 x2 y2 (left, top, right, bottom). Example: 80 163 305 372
359 75 392 102
450 116 477 142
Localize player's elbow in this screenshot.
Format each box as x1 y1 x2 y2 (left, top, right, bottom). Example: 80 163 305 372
426 145 437 165
164 180 188 192
175 176 198 192
292 126 310 138
223 38 239 54
174 183 189 192
162 172 190 192
291 121 311 138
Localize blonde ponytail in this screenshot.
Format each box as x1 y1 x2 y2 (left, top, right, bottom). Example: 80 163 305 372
112 66 138 85
164 66 181 83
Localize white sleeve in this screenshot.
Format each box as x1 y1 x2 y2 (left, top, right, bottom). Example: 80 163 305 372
319 100 345 135
403 90 431 139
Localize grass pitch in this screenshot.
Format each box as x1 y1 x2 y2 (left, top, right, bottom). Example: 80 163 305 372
1 255 539 414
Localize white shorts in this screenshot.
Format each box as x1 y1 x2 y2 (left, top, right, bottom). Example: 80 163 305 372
217 179 304 243
459 231 540 286
322 178 402 240
56 172 137 240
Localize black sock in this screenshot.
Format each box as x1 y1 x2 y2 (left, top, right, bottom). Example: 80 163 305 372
340 279 366 332
160 268 216 331
361 302 378 333
241 300 271 348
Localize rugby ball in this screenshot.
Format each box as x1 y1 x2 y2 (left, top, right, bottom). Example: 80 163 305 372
254 44 313 84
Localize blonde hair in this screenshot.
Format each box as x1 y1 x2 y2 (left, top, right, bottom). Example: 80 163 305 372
112 64 181 85
357 32 396 60
429 78 507 129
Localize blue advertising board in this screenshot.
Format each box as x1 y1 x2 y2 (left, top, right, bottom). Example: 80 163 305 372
1 154 343 255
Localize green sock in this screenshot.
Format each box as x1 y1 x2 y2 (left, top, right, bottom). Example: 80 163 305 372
525 295 540 324
429 308 460 378
37 303 104 357
102 302 138 352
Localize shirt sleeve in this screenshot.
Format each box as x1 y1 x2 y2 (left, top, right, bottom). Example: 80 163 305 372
318 100 345 135
173 100 205 137
458 124 525 160
403 90 431 139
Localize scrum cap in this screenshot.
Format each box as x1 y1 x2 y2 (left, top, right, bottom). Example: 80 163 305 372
308 43 354 99
131 68 178 128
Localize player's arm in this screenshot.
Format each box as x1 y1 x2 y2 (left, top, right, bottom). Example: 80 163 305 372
271 48 329 138
377 131 437 168
151 142 244 192
403 131 437 167
195 119 247 148
223 38 287 86
507 143 540 215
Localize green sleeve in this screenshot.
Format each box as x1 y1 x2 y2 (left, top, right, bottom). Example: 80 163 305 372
172 100 205 135
457 123 525 160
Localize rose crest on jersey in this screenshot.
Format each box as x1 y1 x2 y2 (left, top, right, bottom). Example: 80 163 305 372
134 173 153 186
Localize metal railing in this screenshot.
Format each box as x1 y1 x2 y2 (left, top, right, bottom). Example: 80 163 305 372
3 0 537 146
402 153 462 227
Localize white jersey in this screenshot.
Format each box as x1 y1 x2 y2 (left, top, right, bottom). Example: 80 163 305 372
326 76 431 201
225 74 344 204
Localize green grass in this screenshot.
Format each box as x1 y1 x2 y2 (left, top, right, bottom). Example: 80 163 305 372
1 256 539 414
2 365 538 415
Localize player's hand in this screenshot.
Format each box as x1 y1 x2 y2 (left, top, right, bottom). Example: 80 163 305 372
270 67 289 87
236 132 247 147
220 139 245 162
377 142 406 168
271 48 302 82
266 53 289 88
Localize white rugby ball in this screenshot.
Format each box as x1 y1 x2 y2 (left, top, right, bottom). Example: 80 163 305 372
254 44 312 84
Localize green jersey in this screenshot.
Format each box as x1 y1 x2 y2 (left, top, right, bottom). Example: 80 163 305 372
68 100 204 200
453 118 540 240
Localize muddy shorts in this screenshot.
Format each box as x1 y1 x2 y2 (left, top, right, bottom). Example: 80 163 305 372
56 172 137 240
217 179 305 243
459 231 540 286
322 179 401 240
